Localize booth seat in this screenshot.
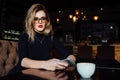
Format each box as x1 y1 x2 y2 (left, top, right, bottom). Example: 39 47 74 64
0 40 18 77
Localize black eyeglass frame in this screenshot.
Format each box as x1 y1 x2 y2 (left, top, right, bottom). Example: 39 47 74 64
34 17 46 23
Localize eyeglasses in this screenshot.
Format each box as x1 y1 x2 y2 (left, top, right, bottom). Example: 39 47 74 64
34 17 46 23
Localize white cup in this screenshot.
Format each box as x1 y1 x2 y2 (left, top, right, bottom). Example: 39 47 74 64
77 62 96 78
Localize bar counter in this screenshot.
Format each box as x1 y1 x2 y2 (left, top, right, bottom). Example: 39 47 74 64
64 42 120 63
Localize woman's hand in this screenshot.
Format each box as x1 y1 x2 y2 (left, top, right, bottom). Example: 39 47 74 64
43 58 69 71
22 69 69 80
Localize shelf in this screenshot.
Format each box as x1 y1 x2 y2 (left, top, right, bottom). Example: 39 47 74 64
2 29 21 41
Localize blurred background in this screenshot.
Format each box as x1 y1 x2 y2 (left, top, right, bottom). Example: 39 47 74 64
0 0 120 45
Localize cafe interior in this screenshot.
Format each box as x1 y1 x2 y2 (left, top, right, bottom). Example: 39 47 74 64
0 0 120 79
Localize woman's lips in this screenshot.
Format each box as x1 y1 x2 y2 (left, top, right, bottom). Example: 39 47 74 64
38 25 43 28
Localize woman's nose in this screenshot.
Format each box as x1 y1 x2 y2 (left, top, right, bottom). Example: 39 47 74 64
39 19 42 24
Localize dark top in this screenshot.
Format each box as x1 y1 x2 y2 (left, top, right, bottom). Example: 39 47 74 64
8 32 71 75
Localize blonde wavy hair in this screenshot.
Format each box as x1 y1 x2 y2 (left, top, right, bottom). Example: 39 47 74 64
25 3 53 42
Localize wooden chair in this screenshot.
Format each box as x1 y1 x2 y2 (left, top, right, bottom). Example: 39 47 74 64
77 45 95 63
96 46 119 69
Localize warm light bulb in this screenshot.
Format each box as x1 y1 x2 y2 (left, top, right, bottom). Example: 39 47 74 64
69 14 73 19
73 16 77 22
75 10 79 15
93 16 99 21
56 18 60 23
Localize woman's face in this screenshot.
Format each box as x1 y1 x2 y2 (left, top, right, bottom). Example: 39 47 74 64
33 10 47 32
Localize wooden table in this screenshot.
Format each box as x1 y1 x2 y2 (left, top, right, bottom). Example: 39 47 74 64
0 66 120 80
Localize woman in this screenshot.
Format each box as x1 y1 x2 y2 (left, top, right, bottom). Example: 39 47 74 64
9 3 76 75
